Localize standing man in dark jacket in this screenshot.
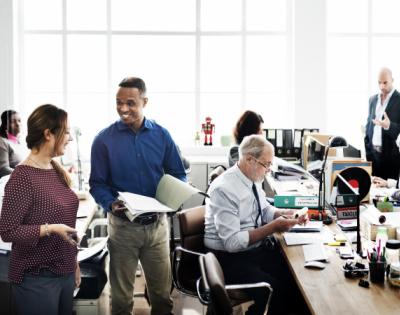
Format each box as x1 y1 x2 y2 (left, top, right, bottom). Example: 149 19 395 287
365 67 400 179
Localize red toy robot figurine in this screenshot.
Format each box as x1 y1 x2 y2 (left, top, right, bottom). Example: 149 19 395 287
201 116 215 146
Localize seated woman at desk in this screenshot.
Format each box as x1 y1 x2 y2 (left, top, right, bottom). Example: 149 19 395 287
0 104 80 315
0 110 24 177
228 110 264 167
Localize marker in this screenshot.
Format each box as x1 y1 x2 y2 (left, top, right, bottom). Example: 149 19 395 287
328 241 346 246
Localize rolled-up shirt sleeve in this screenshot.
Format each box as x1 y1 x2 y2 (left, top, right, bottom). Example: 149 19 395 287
210 187 250 252
260 187 278 223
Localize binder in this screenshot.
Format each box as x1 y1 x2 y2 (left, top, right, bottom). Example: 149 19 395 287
274 195 319 208
275 129 284 157
293 129 303 158
282 129 293 157
265 129 276 148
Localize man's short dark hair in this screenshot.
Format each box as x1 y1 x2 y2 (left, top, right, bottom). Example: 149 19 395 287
118 77 147 95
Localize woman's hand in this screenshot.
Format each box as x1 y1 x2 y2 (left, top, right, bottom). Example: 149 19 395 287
47 224 78 245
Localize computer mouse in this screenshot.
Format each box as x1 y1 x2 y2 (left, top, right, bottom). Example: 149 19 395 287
304 261 326 269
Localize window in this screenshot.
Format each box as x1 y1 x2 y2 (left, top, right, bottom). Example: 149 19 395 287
327 0 400 150
16 0 292 157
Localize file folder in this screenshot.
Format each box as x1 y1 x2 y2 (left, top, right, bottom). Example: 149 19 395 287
282 129 293 157
265 129 276 148
293 129 303 158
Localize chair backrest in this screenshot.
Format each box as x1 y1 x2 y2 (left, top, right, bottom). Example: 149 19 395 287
178 205 206 253
175 206 206 294
198 252 233 315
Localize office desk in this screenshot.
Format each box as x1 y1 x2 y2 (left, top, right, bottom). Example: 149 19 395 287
276 228 400 315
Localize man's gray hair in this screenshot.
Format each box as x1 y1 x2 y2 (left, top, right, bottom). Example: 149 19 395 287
239 134 273 159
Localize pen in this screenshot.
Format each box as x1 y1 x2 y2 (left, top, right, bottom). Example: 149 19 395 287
328 242 346 246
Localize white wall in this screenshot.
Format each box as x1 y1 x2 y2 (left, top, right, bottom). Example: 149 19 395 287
0 0 14 112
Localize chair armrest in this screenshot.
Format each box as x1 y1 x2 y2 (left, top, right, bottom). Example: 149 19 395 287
173 245 204 258
172 246 204 295
196 277 211 305
226 282 273 315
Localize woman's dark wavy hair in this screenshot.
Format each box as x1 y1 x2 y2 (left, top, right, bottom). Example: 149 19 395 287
233 110 264 144
26 104 71 186
0 110 17 138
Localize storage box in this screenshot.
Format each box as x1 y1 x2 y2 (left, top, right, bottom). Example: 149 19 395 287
73 298 99 315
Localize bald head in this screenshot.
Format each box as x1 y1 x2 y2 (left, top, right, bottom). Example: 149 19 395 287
378 67 394 96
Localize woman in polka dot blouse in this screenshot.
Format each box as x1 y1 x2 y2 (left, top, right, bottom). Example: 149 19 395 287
0 104 80 315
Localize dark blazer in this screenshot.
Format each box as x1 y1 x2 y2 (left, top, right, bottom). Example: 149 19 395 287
364 89 400 178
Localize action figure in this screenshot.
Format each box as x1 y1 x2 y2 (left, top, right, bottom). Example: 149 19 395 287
201 116 215 146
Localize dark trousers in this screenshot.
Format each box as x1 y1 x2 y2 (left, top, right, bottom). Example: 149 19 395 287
368 150 384 178
212 245 308 315
368 149 400 180
12 270 75 315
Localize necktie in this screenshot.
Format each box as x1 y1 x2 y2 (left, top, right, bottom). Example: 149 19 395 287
252 183 264 227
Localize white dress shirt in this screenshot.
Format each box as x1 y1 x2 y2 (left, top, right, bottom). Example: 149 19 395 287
204 164 277 252
372 89 395 147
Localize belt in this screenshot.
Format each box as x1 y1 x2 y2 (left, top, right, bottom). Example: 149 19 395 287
373 145 382 153
133 213 159 225
111 212 159 225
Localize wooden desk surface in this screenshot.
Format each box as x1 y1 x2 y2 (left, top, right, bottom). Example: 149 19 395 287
276 228 400 315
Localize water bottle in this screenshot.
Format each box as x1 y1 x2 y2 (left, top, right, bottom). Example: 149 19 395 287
375 226 388 250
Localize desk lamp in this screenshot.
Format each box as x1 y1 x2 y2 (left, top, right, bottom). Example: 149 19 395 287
317 136 348 219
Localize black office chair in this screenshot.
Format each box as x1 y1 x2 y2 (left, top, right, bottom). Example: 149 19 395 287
172 206 250 304
196 252 273 315
172 206 207 296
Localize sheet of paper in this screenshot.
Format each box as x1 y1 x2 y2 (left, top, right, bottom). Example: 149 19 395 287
284 228 334 246
119 191 173 214
0 237 11 251
155 174 202 210
290 220 323 232
77 236 108 262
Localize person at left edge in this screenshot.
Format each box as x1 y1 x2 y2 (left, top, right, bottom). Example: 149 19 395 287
89 77 186 315
0 110 25 177
0 104 80 315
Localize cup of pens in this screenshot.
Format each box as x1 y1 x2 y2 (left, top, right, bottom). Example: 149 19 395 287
368 242 387 284
369 261 386 283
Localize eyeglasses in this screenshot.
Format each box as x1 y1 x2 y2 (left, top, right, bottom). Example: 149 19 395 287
252 157 273 170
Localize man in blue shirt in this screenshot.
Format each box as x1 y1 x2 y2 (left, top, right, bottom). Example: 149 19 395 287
89 77 186 315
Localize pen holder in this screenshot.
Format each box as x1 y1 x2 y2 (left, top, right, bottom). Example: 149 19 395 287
369 261 386 283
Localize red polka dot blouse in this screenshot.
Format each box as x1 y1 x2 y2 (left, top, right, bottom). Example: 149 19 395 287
0 165 79 284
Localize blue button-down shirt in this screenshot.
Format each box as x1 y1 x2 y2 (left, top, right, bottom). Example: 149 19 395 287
89 118 187 212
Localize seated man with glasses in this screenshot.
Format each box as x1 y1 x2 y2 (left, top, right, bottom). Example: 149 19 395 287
204 134 308 315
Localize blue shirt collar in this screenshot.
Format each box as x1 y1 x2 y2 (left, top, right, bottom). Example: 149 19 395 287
116 117 154 132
